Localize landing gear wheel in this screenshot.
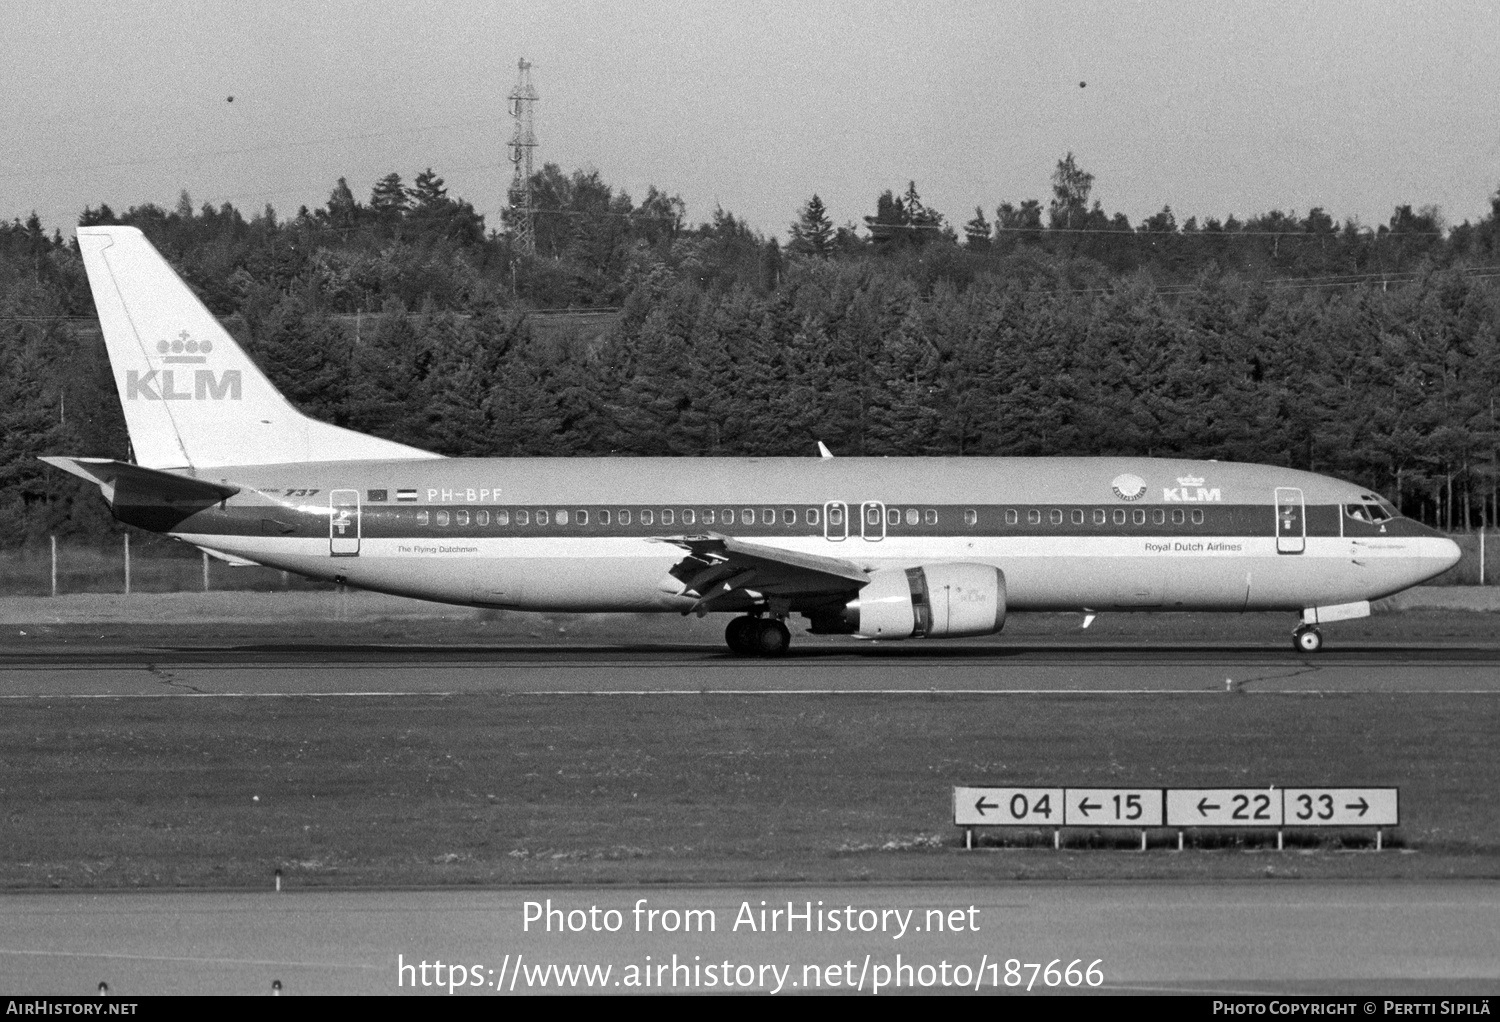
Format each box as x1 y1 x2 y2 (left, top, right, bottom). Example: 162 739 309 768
725 616 758 656
1293 625 1323 653
751 618 791 657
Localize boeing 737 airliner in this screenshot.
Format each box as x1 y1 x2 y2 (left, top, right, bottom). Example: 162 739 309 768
46 226 1461 655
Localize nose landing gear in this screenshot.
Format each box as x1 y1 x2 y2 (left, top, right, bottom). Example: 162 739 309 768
1293 624 1323 653
725 615 791 657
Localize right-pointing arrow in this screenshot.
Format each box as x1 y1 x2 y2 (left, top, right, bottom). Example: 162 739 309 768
1346 798 1369 816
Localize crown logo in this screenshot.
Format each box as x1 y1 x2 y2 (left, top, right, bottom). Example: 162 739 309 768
1177 475 1205 487
156 330 212 363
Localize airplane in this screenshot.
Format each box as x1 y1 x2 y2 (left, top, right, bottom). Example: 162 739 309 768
45 225 1462 656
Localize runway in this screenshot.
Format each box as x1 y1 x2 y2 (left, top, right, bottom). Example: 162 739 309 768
1 640 1499 697
5 882 1498 995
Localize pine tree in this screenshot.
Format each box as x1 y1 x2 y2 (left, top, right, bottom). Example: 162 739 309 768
370 172 409 222
788 195 834 258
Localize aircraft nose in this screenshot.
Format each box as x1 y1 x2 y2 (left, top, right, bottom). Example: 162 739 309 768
1427 536 1462 573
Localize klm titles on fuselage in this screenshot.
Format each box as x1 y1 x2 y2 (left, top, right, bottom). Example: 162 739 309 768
1162 476 1221 502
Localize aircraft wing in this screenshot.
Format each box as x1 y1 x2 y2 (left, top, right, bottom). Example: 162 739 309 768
656 533 869 612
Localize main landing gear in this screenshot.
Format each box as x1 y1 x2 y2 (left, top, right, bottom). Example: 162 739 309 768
1293 624 1323 653
725 615 791 658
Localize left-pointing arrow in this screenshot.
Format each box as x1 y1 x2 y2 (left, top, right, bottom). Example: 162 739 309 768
975 797 998 816
1077 799 1100 817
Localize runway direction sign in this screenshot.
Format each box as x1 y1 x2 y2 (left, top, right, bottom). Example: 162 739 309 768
1166 788 1283 827
1064 788 1164 827
1283 788 1398 827
953 787 1064 827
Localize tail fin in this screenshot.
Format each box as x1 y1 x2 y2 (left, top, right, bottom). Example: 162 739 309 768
75 226 440 470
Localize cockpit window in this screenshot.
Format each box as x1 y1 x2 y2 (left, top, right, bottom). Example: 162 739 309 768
1346 499 1395 523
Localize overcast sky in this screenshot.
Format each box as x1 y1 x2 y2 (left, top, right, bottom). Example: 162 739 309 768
5 0 1500 239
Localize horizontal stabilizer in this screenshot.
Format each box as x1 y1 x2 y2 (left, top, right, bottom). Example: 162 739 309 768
40 456 240 505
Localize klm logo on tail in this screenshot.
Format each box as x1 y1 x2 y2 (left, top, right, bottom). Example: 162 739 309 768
126 331 241 401
126 369 241 401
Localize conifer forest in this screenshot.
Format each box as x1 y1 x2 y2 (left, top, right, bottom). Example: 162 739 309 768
3 158 1499 548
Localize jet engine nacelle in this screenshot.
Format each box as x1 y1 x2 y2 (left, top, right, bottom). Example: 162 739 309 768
835 563 1006 639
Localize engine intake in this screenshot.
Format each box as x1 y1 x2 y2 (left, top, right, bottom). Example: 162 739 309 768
810 563 1006 639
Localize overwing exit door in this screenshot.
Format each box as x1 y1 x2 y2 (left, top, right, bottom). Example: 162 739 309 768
330 489 361 556
1274 487 1305 555
824 501 847 542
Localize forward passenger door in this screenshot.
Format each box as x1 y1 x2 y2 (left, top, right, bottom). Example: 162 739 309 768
1274 487 1305 555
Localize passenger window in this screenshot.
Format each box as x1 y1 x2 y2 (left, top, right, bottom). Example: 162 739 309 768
1132 509 1145 525
1191 509 1204 525
1171 509 1184 525
536 510 549 526
866 506 881 526
722 509 735 525
806 507 820 525
906 508 919 526
682 509 694 525
1071 509 1083 525
1152 509 1165 525
456 510 469 526
1027 509 1041 525
1005 509 1018 525
640 509 653 525
964 509 977 526
762 508 775 524
925 509 937 525
783 508 795 525
743 508 755 524
556 510 568 525
576 510 588 526
477 510 489 526
1113 509 1126 525
436 510 450 527
887 507 900 526
599 510 610 525
828 506 844 527
417 510 430 526
495 510 509 526
1093 509 1106 525
702 509 714 525
1049 509 1062 525
661 509 674 525
619 509 631 525
516 510 529 525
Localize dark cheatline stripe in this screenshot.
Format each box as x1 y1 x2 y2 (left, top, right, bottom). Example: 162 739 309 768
145 501 1426 542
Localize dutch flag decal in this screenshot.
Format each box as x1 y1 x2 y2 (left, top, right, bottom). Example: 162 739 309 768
396 488 418 503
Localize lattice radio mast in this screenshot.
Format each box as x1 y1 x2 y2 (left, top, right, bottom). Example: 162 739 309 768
507 58 538 256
